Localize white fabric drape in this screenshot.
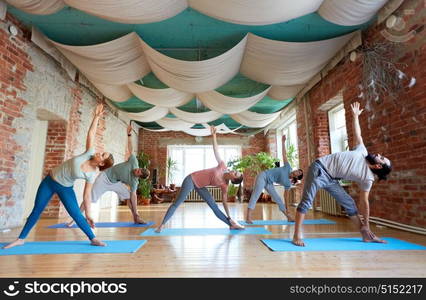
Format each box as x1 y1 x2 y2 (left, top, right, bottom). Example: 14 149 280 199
120 106 169 123
140 36 247 93
268 84 304 100
31 28 77 80
8 0 387 26
6 0 65 15
169 108 223 123
50 32 150 85
231 110 280 128
198 87 270 114
127 83 193 107
182 123 241 136
188 0 323 25
91 82 133 102
63 0 187 24
156 117 195 131
318 0 388 26
240 32 354 86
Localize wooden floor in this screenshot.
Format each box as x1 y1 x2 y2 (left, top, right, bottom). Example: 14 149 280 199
0 202 425 278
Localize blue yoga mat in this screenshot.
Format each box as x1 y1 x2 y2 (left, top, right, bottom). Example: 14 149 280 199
47 221 155 229
141 227 271 236
0 240 147 256
261 237 426 252
239 219 336 226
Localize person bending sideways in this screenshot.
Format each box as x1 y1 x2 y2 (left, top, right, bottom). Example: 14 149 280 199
293 102 392 247
67 124 150 227
246 134 303 223
155 126 245 233
3 104 114 249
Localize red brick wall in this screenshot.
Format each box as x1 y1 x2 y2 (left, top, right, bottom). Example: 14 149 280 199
0 15 32 217
296 0 426 227
138 129 266 189
41 121 67 218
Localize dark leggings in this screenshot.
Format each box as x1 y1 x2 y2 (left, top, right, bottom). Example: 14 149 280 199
160 175 231 226
19 175 95 240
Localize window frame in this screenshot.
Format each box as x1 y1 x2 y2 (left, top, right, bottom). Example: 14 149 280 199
167 145 242 186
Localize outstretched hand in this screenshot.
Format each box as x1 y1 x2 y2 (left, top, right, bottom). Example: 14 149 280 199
94 103 104 118
127 124 132 135
210 126 217 136
351 102 364 117
86 215 95 229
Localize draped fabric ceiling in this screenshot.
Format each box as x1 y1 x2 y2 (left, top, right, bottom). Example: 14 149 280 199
6 0 389 136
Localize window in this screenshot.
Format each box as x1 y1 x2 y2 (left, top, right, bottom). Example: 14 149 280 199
277 111 299 169
328 103 348 153
167 145 241 186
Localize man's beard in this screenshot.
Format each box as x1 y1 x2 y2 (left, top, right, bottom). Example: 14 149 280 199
365 153 377 165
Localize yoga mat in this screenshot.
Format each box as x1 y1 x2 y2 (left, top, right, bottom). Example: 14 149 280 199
261 237 426 252
0 240 147 256
141 227 271 236
47 221 155 229
239 219 336 226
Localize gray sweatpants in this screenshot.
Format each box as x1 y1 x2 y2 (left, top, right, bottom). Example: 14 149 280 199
297 161 358 216
160 175 231 226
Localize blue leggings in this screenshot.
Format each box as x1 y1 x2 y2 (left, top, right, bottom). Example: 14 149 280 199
160 175 231 226
19 175 95 240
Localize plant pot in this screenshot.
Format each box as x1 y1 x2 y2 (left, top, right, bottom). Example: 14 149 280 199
141 197 151 206
228 195 236 202
169 184 176 190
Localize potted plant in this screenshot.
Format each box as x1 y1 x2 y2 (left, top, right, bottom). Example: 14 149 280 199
227 152 279 178
227 183 238 202
166 157 178 190
137 151 152 205
228 152 279 202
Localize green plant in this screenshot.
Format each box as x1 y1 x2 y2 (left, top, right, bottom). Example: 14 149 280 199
137 152 150 169
286 143 299 169
137 151 152 198
227 183 238 197
138 178 152 198
227 152 279 178
166 157 179 184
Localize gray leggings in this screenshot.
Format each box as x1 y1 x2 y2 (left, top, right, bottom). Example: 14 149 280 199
160 175 231 226
247 172 287 212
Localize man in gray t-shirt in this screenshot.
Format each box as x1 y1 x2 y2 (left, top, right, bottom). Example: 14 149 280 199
293 102 392 247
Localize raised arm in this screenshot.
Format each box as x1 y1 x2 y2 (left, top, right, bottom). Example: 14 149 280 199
351 102 364 146
125 124 133 161
86 104 104 151
282 134 289 164
210 126 222 164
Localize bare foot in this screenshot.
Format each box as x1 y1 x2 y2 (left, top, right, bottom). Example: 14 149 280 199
66 220 75 227
230 220 245 230
361 228 386 243
90 238 106 247
2 239 25 249
292 237 305 247
134 215 146 224
155 225 163 233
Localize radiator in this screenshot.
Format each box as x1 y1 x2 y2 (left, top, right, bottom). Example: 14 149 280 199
187 186 223 202
319 189 344 216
